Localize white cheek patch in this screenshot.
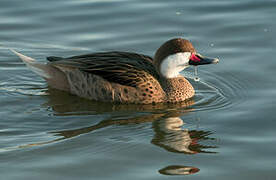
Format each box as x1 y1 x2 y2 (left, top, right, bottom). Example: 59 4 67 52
160 52 191 78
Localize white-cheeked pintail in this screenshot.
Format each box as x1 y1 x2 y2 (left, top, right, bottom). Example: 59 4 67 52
11 38 219 104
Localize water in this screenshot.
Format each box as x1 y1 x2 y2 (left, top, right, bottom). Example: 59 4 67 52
0 0 275 179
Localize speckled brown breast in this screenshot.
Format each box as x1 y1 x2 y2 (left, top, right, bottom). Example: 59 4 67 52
161 77 195 103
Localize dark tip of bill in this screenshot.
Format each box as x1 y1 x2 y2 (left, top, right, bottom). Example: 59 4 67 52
212 58 219 64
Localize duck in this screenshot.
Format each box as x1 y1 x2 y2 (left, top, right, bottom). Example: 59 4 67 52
11 38 219 104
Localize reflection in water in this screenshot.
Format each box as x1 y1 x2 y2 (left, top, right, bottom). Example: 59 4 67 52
52 113 164 140
18 89 217 176
152 116 217 154
159 165 199 175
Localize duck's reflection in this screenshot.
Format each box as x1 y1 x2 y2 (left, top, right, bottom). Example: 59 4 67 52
152 116 216 154
24 89 218 175
159 165 200 175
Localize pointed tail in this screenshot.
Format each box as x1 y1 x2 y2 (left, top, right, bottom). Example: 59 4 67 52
10 49 51 79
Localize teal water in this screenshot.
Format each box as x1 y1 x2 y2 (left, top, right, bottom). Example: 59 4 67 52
0 0 275 179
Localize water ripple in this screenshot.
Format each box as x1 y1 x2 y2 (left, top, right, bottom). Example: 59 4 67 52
184 69 247 112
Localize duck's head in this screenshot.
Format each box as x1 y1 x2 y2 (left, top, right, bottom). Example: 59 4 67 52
154 38 219 78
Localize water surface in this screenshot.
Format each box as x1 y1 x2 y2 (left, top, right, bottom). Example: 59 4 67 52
0 0 275 179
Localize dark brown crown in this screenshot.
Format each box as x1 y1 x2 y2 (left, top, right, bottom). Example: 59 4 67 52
154 38 196 73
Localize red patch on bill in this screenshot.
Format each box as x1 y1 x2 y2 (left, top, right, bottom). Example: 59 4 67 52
190 53 201 62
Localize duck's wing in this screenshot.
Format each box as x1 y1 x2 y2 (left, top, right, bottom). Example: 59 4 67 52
47 51 160 88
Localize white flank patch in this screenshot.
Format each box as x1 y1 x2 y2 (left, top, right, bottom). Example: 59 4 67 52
160 52 191 78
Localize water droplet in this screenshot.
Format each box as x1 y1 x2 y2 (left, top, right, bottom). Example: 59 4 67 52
194 77 200 82
210 43 214 47
176 12 181 15
194 66 200 82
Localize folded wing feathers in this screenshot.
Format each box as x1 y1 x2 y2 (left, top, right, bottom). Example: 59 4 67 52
12 50 158 87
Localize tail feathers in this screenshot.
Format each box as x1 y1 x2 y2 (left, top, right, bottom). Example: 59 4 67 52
10 49 51 79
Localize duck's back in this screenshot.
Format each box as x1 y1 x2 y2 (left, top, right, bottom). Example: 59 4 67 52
47 51 166 104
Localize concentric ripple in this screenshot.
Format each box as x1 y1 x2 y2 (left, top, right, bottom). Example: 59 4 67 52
183 69 248 112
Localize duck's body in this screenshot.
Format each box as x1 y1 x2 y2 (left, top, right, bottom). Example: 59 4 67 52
12 38 219 104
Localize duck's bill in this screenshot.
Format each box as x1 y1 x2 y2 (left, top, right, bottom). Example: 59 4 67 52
189 53 219 66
